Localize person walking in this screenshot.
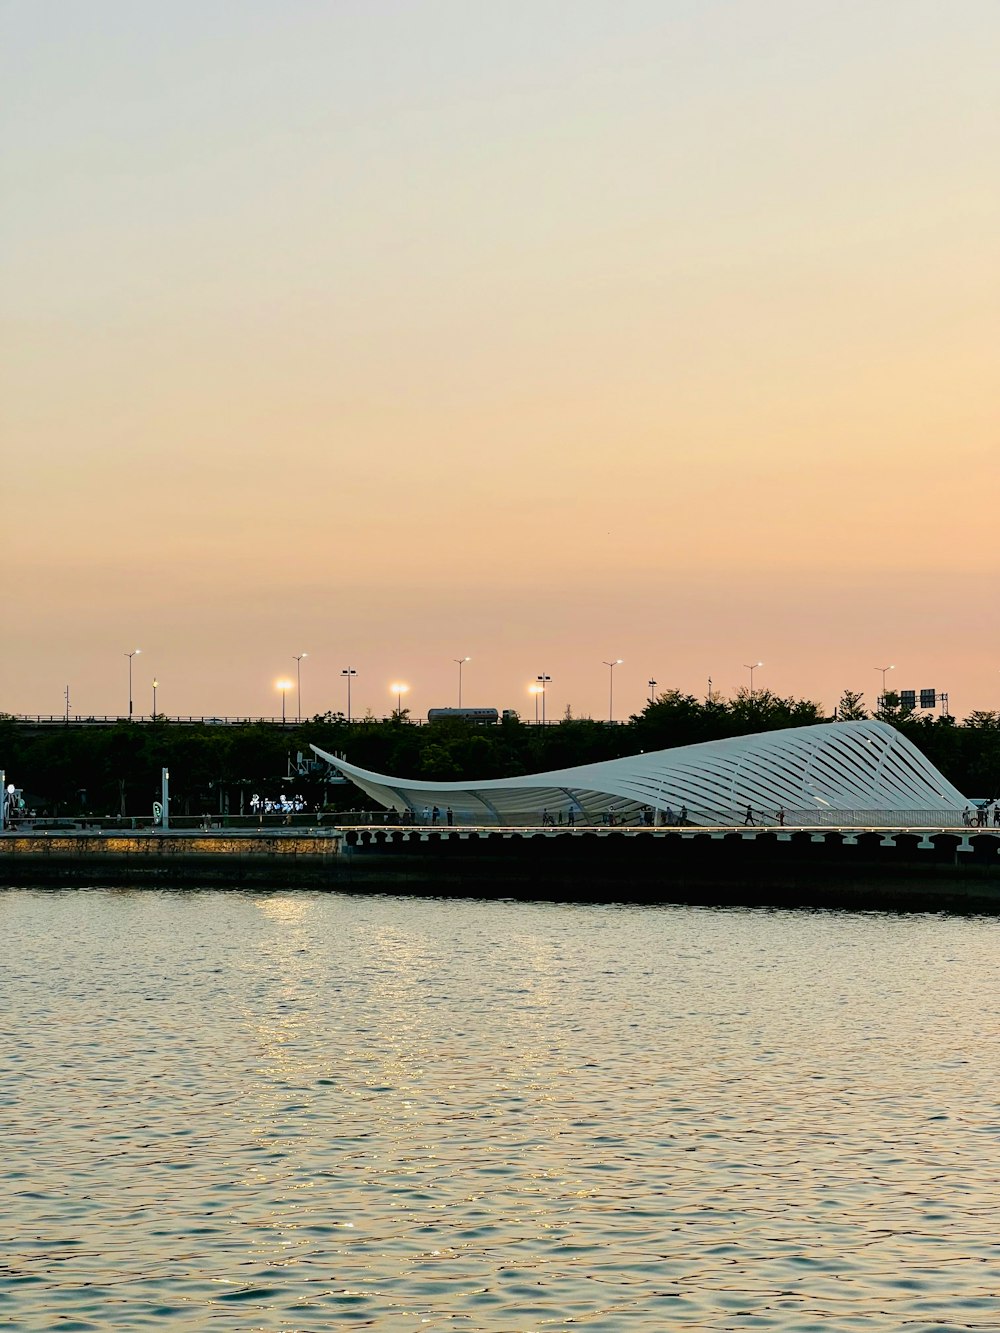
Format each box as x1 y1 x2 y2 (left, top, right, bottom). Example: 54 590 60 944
776 806 786 826
744 804 755 826
432 805 440 825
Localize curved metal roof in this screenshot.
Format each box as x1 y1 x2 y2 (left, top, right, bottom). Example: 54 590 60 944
312 721 966 826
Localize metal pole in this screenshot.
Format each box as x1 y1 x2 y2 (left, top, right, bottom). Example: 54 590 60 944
0 769 5 833
152 679 157 717
126 649 140 720
342 668 356 721
293 654 307 723
603 660 622 722
648 678 656 704
454 657 469 707
161 767 169 830
65 686 70 723
537 674 551 724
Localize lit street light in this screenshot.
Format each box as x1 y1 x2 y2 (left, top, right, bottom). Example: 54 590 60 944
390 682 409 719
276 678 292 724
603 659 623 722
874 663 895 706
293 653 308 723
341 668 357 721
536 673 552 725
454 657 470 707
125 649 141 720
528 683 544 724
152 678 158 718
744 661 763 697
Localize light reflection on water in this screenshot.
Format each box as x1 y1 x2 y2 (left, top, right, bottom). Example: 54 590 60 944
2 888 1000 1330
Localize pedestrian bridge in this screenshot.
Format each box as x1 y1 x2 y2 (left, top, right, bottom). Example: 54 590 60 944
343 823 1000 856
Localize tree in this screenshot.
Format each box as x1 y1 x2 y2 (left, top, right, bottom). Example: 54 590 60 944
836 690 867 721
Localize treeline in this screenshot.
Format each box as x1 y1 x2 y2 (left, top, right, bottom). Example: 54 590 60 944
3 688 999 816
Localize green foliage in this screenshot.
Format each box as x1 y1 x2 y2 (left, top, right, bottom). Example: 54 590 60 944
4 686 995 813
836 690 868 721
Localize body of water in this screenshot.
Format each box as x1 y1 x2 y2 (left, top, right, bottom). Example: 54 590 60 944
2 887 999 1330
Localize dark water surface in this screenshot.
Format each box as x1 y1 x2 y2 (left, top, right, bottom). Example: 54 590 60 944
2 888 999 1331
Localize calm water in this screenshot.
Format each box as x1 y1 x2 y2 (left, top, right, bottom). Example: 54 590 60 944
2 889 999 1331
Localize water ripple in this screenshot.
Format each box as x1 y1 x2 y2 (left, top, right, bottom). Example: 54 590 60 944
2 889 999 1329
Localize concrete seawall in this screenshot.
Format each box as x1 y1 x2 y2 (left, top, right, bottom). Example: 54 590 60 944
0 832 344 884
3 826 1000 911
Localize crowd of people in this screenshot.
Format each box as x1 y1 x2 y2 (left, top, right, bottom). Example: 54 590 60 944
963 803 1000 827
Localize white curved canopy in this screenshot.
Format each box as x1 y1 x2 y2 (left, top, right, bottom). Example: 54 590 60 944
312 721 966 827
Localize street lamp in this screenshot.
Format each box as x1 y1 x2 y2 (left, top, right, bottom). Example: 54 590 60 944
603 659 623 722
276 678 292 724
390 682 409 719
528 683 544 724
536 673 552 725
341 668 357 721
648 678 657 704
744 661 763 697
293 653 308 723
152 679 158 718
125 649 141 720
454 657 470 707
874 664 895 706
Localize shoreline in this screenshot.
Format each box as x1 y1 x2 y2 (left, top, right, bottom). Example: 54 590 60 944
3 827 1000 912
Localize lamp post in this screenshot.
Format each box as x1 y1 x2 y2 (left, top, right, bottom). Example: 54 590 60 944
390 682 409 719
152 679 158 718
648 678 657 704
125 649 141 720
1 775 13 833
603 659 623 722
293 653 308 723
536 674 551 725
743 661 763 697
529 683 544 724
341 668 357 722
874 664 895 707
64 686 70 724
454 657 470 707
276 679 292 724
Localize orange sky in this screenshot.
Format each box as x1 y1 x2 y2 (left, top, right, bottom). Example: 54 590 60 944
2 1 998 721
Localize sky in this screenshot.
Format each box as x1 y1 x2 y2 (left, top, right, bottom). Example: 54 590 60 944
2 0 998 723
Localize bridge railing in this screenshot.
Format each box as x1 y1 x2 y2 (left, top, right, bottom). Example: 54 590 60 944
3 808 986 833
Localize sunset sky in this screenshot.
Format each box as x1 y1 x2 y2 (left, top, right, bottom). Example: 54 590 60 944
3 1 998 722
